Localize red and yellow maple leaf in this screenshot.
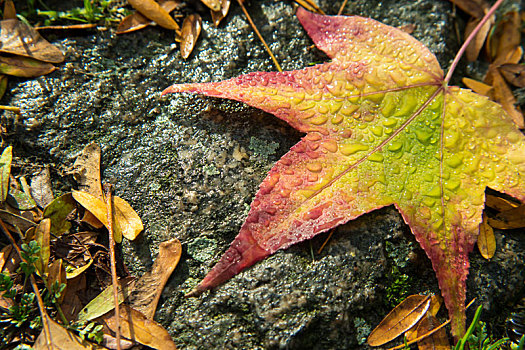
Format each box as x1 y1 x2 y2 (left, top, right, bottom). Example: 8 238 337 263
163 7 525 338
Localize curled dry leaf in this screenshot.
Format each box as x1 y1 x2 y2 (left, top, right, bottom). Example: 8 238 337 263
71 143 104 200
43 193 76 235
200 0 221 11
34 314 104 350
489 203 525 229
180 14 202 59
100 304 177 350
34 218 51 276
117 0 180 34
128 0 180 33
211 0 230 27
0 55 56 78
416 314 450 350
477 214 496 259
0 146 12 202
499 64 525 87
0 19 65 63
129 238 182 319
77 277 135 322
72 191 144 242
368 295 431 346
485 194 520 211
30 167 54 209
0 209 36 232
448 0 489 18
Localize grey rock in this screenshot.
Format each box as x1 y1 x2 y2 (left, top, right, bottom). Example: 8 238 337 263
2 0 524 348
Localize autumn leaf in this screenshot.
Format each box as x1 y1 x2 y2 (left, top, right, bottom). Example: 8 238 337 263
162 7 525 338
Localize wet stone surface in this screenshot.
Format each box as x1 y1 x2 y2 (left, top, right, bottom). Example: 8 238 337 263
3 0 525 348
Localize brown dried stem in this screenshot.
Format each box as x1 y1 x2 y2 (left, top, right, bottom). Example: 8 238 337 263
338 0 349 15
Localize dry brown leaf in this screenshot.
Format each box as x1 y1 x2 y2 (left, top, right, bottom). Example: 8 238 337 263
71 143 104 200
398 23 416 34
30 167 54 208
48 259 67 303
367 295 431 347
3 1 16 20
448 0 489 18
428 295 442 317
201 0 221 11
101 304 177 350
43 193 75 235
465 15 494 62
500 64 525 87
60 274 86 321
477 214 496 259
0 19 64 63
416 314 450 350
485 194 520 211
117 0 180 34
462 77 493 96
490 11 521 65
0 74 7 100
489 204 525 229
129 238 182 319
486 66 524 128
180 14 202 59
34 218 51 276
0 55 56 78
211 0 230 27
128 0 180 33
34 314 104 350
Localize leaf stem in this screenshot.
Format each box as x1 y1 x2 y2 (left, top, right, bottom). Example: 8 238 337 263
444 0 505 83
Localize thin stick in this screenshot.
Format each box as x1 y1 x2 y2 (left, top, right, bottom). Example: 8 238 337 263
295 0 325 15
317 229 335 254
338 0 349 15
236 0 282 72
387 319 451 350
0 105 20 114
104 183 121 350
444 0 505 83
0 218 54 349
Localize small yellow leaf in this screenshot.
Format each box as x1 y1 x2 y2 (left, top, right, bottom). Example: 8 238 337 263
462 77 492 97
34 218 51 276
200 0 221 11
368 295 431 346
117 0 180 34
65 259 93 280
0 146 12 202
0 55 55 78
128 0 180 32
477 214 496 259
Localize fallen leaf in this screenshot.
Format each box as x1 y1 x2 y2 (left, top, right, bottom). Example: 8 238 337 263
7 187 37 210
448 0 489 19
65 258 93 280
60 274 86 321
0 19 65 63
462 77 492 97
416 314 450 349
30 167 54 208
3 1 16 20
180 14 202 59
129 238 182 319
486 65 524 128
200 0 221 11
485 194 520 212
77 277 135 322
0 244 13 272
211 0 231 27
128 0 180 32
465 15 494 62
33 314 104 350
477 214 495 259
368 295 431 346
0 209 36 232
0 74 7 100
488 204 525 229
48 259 67 303
43 193 76 235
499 64 525 87
490 11 521 65
0 146 12 202
117 0 180 34
72 191 144 242
100 304 177 350
163 8 525 337
34 218 51 276
0 55 56 78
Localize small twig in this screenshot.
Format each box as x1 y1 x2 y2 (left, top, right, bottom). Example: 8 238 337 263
0 105 20 115
338 0 349 15
387 319 451 350
236 0 282 72
0 218 54 349
294 0 325 15
444 0 505 83
317 229 335 254
104 183 121 350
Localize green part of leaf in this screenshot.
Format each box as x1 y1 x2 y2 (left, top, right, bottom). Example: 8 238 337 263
7 189 37 210
0 146 12 202
43 193 75 236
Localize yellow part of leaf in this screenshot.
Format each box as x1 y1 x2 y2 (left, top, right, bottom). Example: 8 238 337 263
180 14 202 59
128 0 180 32
129 238 182 319
34 315 104 350
211 0 230 27
101 304 177 350
117 0 180 34
72 191 144 242
0 146 12 202
462 77 492 97
428 295 442 316
43 193 75 236
34 218 51 277
477 214 496 259
77 277 135 322
200 0 221 11
368 295 431 347
65 258 93 280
